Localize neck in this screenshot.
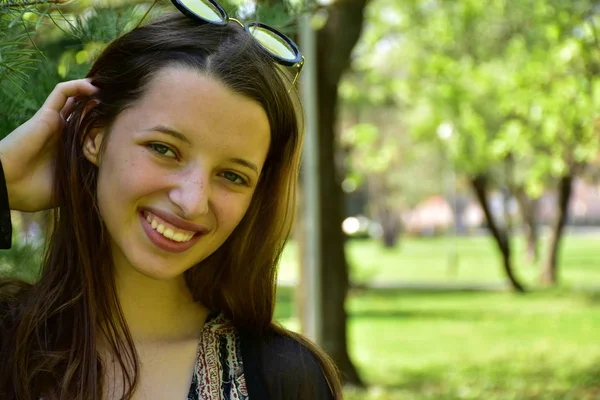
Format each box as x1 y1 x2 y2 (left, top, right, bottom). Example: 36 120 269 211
110 257 209 344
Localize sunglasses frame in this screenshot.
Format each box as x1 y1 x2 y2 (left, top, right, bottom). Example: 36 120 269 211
171 0 305 85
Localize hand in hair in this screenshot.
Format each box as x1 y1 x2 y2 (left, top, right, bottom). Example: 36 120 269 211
0 79 98 212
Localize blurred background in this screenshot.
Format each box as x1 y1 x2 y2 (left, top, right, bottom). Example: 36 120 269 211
2 0 600 399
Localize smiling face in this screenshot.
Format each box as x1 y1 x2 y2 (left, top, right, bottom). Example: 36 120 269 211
83 66 271 280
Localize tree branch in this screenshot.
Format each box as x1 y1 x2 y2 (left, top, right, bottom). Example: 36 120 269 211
0 0 66 8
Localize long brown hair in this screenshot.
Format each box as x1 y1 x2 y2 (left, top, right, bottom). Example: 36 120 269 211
0 14 342 400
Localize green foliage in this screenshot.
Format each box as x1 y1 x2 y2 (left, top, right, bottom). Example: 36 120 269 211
340 111 447 209
0 214 44 283
254 1 296 34
348 0 600 200
70 4 148 43
345 123 390 174
0 2 45 86
0 24 39 86
0 60 62 134
0 1 162 137
0 0 313 120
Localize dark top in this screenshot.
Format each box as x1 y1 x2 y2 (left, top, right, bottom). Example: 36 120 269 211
0 160 11 250
241 329 334 400
0 160 333 400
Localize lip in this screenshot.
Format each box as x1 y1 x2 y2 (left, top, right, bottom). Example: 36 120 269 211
141 207 209 233
139 211 204 253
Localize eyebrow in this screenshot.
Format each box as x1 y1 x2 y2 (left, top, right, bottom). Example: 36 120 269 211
230 158 259 174
147 125 191 145
147 125 259 174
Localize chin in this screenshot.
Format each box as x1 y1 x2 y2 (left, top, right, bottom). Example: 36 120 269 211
132 263 186 281
118 236 212 281
123 250 188 280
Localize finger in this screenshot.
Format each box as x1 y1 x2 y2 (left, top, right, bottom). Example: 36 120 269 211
60 97 76 120
42 79 99 113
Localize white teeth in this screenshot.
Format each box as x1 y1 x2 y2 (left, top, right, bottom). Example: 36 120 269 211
173 232 184 242
144 212 195 243
163 228 174 240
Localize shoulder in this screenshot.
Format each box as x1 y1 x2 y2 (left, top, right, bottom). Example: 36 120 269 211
241 329 334 400
260 333 321 373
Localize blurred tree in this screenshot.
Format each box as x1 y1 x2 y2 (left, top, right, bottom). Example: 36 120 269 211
311 0 369 385
489 1 600 285
351 0 600 291
338 5 449 247
338 108 447 245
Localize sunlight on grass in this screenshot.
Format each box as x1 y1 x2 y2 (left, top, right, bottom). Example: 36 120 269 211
279 234 600 288
276 286 600 399
275 235 600 398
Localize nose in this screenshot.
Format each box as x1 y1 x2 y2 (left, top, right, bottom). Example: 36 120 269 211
168 170 211 218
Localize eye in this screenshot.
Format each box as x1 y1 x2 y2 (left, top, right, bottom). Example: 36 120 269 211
148 143 177 159
221 171 247 185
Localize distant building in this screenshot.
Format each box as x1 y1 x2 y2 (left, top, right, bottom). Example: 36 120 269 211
403 179 600 235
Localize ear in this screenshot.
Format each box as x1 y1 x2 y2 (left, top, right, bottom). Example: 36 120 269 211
83 128 106 166
80 99 105 166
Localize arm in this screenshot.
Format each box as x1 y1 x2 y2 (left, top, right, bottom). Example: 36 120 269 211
0 79 98 251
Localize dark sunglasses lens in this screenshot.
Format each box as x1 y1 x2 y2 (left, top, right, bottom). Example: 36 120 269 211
249 25 298 62
179 0 223 23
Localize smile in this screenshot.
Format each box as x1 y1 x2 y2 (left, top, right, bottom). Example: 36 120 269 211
144 211 196 242
139 210 206 253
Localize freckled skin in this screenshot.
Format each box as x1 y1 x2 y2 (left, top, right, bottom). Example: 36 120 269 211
88 67 271 281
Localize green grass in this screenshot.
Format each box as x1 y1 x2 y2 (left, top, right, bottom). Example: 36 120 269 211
275 234 600 399
278 234 600 287
276 288 600 399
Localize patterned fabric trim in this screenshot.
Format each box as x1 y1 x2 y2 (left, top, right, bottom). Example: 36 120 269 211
187 313 249 400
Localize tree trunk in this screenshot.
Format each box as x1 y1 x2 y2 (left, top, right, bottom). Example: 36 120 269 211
315 0 368 386
514 187 539 264
540 175 573 285
370 177 401 248
380 205 401 248
470 175 526 292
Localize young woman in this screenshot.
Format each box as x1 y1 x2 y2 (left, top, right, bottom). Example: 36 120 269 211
0 1 342 399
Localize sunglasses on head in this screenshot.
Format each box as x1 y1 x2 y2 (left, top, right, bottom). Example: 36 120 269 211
140 0 305 90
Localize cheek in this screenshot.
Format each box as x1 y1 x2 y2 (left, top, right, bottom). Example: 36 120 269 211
213 191 253 232
98 150 165 203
